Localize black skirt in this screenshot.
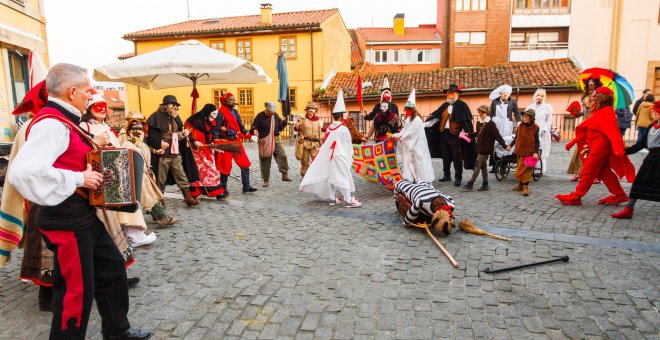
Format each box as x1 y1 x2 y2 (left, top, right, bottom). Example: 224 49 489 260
630 148 660 202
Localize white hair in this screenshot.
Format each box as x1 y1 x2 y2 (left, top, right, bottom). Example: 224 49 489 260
45 63 88 97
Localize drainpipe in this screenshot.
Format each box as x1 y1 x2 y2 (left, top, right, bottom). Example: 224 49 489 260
310 26 314 94
609 0 622 70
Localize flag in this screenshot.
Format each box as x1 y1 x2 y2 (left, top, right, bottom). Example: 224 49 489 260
276 54 291 117
356 73 363 114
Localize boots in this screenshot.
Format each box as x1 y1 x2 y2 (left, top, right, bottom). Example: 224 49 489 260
512 182 523 192
181 187 199 206
38 286 52 312
611 205 633 219
477 182 489 191
462 181 474 190
217 174 230 200
522 184 529 196
282 172 292 182
241 168 257 193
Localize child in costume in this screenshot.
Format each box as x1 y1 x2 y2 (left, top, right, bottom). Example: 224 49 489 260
509 108 539 196
463 104 510 191
299 90 361 208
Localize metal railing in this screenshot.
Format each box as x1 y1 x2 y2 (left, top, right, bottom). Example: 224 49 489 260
243 113 641 143
510 42 569 50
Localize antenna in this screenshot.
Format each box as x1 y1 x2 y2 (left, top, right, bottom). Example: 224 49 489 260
187 0 191 20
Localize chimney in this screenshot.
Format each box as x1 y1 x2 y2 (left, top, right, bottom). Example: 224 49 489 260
393 13 405 35
260 3 272 26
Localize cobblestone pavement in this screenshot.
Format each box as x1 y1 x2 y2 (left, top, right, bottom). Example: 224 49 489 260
1 140 658 339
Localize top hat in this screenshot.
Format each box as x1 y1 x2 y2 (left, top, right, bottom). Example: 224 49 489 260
162 95 181 106
443 84 463 94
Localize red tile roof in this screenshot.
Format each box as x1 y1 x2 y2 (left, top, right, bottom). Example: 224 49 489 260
118 52 135 60
356 26 441 43
124 9 338 40
316 58 580 99
349 29 363 68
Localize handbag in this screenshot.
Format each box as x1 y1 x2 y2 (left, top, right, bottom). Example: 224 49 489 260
523 155 538 167
258 115 276 158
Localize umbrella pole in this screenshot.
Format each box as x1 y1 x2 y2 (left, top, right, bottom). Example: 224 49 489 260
191 78 198 115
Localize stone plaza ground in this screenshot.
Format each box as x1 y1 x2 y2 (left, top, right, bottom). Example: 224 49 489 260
0 140 658 339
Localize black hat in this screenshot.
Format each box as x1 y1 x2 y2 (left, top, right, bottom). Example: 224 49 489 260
443 84 463 94
162 95 181 106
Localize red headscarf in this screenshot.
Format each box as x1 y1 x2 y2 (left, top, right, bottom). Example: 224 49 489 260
12 80 48 115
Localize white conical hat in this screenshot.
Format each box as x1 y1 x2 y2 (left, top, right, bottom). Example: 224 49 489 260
333 89 346 115
381 76 391 91
489 84 513 100
405 88 416 108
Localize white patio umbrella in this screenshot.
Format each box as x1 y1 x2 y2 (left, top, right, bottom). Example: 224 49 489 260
93 39 272 113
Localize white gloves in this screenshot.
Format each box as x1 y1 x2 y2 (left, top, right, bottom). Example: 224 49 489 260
250 136 258 143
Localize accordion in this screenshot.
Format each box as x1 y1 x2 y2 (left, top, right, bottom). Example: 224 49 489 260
86 148 144 212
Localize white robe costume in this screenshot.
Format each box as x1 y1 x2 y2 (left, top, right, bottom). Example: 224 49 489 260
526 101 553 173
299 121 355 200
394 115 435 183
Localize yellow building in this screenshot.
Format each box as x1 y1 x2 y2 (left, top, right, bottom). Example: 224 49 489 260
122 4 352 122
0 0 48 140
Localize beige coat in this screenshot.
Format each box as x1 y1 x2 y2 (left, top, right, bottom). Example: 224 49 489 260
635 101 654 128
298 117 323 150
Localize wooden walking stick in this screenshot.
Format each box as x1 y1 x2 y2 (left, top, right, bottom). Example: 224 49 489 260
409 223 459 268
459 219 511 241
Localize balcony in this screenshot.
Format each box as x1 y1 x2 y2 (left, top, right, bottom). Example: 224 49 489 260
509 42 568 62
511 14 570 28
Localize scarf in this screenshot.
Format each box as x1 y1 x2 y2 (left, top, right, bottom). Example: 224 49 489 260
259 114 276 158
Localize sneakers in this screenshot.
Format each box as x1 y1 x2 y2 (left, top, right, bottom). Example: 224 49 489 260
328 197 343 206
571 174 581 182
345 198 362 208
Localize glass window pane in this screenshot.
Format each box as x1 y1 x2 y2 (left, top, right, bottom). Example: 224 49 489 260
479 0 487 10
538 32 559 42
472 0 479 10
455 32 470 43
470 32 486 44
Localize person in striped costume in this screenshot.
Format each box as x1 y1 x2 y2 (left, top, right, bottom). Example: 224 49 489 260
394 179 455 235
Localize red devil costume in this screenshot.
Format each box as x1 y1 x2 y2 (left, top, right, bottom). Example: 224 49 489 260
214 92 257 197
556 87 636 205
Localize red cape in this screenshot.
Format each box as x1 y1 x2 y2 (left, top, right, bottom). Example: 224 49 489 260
566 106 635 182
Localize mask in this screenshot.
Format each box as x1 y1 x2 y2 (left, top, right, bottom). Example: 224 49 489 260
382 90 391 102
129 130 145 145
404 107 413 118
209 110 218 120
380 103 389 112
535 94 545 104
92 102 107 113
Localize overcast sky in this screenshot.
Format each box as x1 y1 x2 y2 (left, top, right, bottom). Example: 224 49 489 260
44 0 438 73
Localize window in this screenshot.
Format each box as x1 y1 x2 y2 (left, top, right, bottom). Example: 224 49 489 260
212 88 227 107
8 51 28 109
280 36 297 59
456 0 486 11
237 39 252 61
514 0 570 14
455 32 485 45
210 40 225 52
417 50 432 63
374 50 388 64
538 32 559 42
237 88 254 119
289 87 297 109
510 32 526 47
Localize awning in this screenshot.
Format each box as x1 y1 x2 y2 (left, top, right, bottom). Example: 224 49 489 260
0 23 44 52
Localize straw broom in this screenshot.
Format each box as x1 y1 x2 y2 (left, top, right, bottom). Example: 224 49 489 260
206 142 242 155
458 219 511 241
408 222 459 268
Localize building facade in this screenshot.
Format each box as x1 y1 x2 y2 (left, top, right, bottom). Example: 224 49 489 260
121 4 352 121
353 14 442 72
0 0 48 140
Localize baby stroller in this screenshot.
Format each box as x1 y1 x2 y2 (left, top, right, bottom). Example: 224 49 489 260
492 135 543 182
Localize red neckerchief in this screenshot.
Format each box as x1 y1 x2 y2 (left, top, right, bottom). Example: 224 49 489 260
322 122 342 143
219 106 240 132
654 121 660 129
435 205 455 218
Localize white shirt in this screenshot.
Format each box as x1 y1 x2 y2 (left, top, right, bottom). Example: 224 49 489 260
444 104 453 129
8 99 85 206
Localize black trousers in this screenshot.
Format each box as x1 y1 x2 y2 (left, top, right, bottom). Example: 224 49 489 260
440 130 463 180
40 220 130 339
